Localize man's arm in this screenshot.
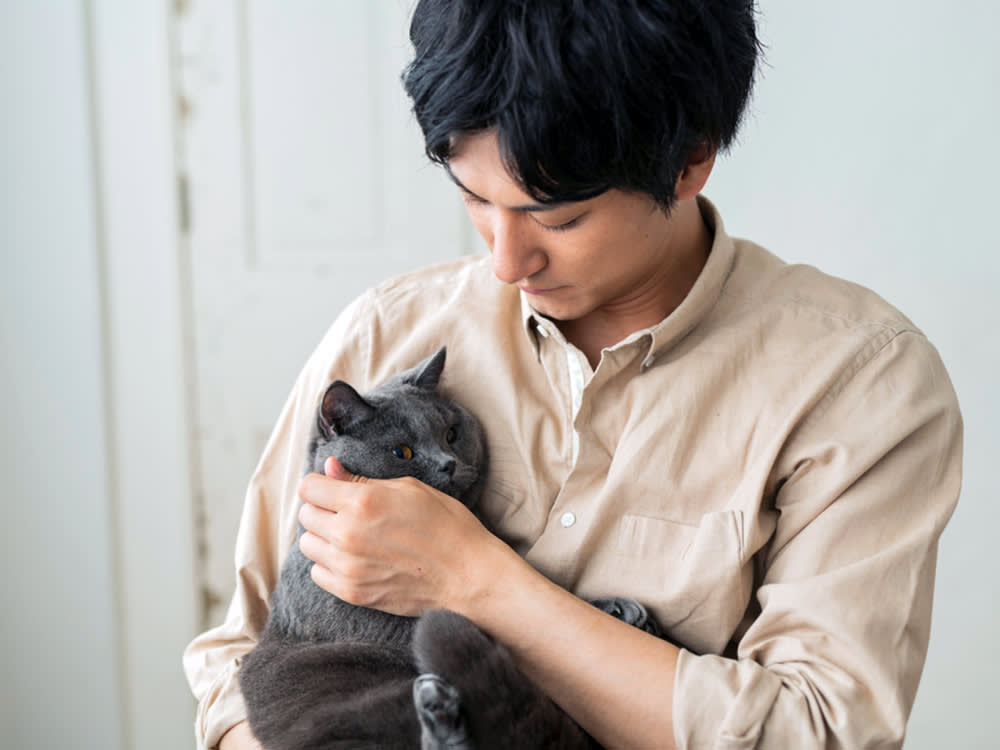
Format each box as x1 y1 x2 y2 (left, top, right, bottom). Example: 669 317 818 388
460 535 683 748
218 721 263 750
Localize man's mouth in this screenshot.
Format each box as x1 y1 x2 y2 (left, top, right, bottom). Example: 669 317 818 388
518 284 563 295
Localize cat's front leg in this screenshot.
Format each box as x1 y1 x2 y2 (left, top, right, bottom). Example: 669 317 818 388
588 597 660 636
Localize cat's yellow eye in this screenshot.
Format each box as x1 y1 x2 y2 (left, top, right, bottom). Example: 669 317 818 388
392 444 414 460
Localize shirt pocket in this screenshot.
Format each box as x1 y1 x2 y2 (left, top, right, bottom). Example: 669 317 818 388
616 510 752 654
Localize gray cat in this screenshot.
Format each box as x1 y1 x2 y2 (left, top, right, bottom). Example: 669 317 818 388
239 347 659 750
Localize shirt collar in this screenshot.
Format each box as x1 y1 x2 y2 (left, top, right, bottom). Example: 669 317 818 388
520 195 737 362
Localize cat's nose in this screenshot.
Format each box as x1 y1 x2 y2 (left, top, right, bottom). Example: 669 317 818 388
438 458 456 475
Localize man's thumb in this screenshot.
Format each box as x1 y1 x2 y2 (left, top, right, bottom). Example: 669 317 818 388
324 456 366 483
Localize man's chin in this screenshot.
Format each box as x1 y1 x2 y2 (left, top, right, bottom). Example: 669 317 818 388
520 287 590 322
526 300 586 323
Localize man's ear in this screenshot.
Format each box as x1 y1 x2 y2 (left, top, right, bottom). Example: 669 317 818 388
674 144 717 202
319 381 375 437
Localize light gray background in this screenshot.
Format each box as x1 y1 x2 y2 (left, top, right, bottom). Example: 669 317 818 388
2 1 997 748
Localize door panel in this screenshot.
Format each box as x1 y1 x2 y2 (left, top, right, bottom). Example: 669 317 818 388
175 1 470 626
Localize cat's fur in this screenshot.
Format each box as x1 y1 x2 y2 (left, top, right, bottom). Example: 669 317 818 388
239 348 659 750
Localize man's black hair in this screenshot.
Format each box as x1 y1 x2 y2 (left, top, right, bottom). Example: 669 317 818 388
403 0 760 210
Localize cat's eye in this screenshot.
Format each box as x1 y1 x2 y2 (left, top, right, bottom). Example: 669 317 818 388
445 427 457 444
392 444 414 460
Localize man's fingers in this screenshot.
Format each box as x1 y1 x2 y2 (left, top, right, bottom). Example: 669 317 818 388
298 469 366 514
299 528 392 608
309 562 340 599
298 473 340 512
298 527 329 564
298 501 331 539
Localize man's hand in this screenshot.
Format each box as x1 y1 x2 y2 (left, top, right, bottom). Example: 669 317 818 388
296 457 501 616
218 720 263 750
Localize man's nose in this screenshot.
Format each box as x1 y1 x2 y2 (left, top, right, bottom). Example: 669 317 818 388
490 213 545 284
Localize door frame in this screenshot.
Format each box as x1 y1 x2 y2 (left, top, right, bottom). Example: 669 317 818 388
89 0 198 746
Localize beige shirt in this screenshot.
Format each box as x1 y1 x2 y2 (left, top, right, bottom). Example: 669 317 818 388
183 198 962 749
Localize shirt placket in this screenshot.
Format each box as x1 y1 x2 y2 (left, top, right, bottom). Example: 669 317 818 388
527 321 642 586
532 320 587 468
564 344 587 465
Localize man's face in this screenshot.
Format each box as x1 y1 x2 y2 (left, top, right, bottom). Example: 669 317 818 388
447 130 687 325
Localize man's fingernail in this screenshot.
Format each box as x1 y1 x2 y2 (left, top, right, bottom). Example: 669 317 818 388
325 456 344 478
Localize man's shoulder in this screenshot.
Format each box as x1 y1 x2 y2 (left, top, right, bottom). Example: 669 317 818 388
714 239 957 438
369 254 500 309
308 253 513 394
724 239 921 340
357 253 518 367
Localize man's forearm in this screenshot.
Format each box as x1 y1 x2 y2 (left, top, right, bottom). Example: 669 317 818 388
457 541 680 749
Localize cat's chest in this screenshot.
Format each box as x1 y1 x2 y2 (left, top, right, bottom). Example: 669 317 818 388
274 544 418 647
313 600 417 646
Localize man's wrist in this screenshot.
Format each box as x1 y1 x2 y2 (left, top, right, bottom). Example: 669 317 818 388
452 533 560 649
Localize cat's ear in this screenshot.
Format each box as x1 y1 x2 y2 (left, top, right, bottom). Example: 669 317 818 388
319 381 375 436
404 346 447 391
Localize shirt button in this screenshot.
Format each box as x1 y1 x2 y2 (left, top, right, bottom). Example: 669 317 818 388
537 325 550 339
560 512 576 528
643 356 656 369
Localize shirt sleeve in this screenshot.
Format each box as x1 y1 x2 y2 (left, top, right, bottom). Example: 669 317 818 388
672 330 963 749
181 292 375 750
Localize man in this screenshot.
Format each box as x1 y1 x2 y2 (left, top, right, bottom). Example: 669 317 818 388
185 2 962 748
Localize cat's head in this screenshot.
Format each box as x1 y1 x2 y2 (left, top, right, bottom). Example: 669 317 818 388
307 347 487 508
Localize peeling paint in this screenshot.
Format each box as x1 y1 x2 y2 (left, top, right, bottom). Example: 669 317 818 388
199 585 224 632
192 486 213 629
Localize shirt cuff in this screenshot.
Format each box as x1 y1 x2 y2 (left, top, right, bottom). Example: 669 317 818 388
673 648 783 750
194 657 249 750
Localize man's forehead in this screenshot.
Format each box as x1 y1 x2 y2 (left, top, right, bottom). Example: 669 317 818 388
444 166 568 213
445 134 573 212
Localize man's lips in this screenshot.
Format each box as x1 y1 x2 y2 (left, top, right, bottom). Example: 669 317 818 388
518 284 564 295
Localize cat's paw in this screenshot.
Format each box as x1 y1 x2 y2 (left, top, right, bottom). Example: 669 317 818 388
589 597 661 636
413 673 472 749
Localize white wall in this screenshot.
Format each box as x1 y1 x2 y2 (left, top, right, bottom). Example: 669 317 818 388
1 2 196 750
709 3 999 747
1 3 125 749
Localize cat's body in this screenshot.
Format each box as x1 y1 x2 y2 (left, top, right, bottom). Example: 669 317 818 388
239 348 658 750
258 347 486 652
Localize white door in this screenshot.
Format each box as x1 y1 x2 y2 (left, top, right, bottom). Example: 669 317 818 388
175 1 471 627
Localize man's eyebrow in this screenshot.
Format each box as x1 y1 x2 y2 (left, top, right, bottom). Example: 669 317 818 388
445 168 567 213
